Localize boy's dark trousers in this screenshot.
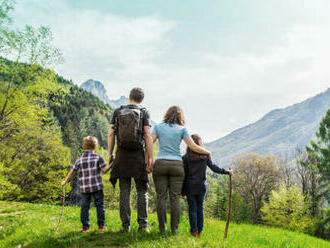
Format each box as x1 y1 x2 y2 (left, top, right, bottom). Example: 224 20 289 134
80 190 105 228
187 194 205 233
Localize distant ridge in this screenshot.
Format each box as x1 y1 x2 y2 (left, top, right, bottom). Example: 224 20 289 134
81 79 129 109
206 88 330 166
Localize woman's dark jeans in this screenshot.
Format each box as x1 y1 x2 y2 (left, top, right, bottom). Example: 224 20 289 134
187 194 205 233
80 190 105 228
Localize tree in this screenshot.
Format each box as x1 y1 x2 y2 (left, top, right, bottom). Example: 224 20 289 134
261 186 315 234
0 77 71 203
0 1 64 67
0 0 14 52
306 109 330 202
299 152 324 218
233 153 281 223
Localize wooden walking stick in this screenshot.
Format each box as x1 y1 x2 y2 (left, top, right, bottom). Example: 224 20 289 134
224 168 232 240
55 186 65 232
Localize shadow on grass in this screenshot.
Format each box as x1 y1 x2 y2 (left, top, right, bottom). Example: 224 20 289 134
26 230 171 248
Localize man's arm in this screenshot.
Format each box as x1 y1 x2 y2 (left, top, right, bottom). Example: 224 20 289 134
61 169 75 186
144 125 154 173
108 124 116 164
99 155 113 174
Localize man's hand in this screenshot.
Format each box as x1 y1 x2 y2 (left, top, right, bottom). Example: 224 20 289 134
109 155 114 168
228 169 233 176
61 181 66 186
146 158 154 173
182 195 187 200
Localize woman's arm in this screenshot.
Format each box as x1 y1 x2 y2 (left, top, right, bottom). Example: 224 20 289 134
184 136 211 155
151 133 158 143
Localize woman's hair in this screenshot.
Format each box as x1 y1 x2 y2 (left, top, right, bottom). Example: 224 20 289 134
83 136 98 150
163 106 185 126
185 134 207 160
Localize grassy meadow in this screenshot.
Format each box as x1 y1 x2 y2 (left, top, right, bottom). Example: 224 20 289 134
0 201 329 248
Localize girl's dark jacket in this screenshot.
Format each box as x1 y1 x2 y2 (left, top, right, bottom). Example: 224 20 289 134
182 152 229 196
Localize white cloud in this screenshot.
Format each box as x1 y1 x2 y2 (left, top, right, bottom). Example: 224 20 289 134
11 0 330 142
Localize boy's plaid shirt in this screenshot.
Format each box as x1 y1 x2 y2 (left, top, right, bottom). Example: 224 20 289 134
72 151 106 193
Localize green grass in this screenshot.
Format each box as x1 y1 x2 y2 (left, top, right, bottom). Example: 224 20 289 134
0 201 329 248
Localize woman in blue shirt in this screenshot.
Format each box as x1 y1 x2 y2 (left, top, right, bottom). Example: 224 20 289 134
150 106 210 234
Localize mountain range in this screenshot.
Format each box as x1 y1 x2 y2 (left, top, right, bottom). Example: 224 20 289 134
81 79 129 109
205 88 330 165
80 79 329 166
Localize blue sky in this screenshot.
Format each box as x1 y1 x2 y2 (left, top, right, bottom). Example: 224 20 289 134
11 0 330 141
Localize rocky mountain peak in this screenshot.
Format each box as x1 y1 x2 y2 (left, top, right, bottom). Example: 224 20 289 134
80 79 129 109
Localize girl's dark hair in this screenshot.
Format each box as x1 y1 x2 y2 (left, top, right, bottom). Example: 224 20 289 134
185 134 207 161
163 106 185 126
186 134 202 154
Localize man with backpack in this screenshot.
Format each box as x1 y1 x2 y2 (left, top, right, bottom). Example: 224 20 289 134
108 87 153 232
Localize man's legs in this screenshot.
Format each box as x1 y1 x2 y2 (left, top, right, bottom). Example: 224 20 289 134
93 190 105 228
119 178 132 229
135 179 148 229
80 192 92 229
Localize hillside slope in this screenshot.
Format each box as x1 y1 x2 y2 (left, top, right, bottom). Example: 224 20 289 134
206 88 330 165
0 201 329 248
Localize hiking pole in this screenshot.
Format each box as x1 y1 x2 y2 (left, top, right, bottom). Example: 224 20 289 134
224 168 232 240
55 186 65 232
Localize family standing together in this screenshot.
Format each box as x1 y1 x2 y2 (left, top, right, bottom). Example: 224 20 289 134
61 87 233 237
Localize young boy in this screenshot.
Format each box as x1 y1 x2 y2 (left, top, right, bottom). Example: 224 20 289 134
61 136 112 233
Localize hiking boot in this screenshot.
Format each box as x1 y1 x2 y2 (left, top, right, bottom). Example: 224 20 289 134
138 226 149 233
197 232 202 238
81 227 89 233
192 232 199 237
98 226 106 232
120 226 130 233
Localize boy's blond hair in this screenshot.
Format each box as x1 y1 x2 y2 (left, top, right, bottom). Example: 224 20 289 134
83 136 98 150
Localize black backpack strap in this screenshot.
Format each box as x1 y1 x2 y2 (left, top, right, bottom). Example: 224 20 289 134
137 107 146 136
113 106 125 134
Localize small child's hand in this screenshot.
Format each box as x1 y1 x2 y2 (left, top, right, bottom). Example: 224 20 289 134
61 181 66 186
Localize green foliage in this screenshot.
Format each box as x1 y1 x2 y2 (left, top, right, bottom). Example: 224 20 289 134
0 64 71 203
306 109 330 202
0 162 16 199
261 186 315 234
0 1 63 67
0 0 14 52
315 208 330 239
211 181 251 223
48 82 113 162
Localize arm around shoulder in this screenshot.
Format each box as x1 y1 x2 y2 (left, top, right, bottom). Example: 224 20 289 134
184 136 210 155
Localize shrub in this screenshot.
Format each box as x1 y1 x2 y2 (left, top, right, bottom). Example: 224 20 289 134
261 186 315 234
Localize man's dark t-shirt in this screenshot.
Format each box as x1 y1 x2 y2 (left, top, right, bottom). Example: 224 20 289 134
110 104 151 186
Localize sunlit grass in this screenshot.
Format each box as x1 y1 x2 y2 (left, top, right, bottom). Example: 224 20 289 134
0 201 329 248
